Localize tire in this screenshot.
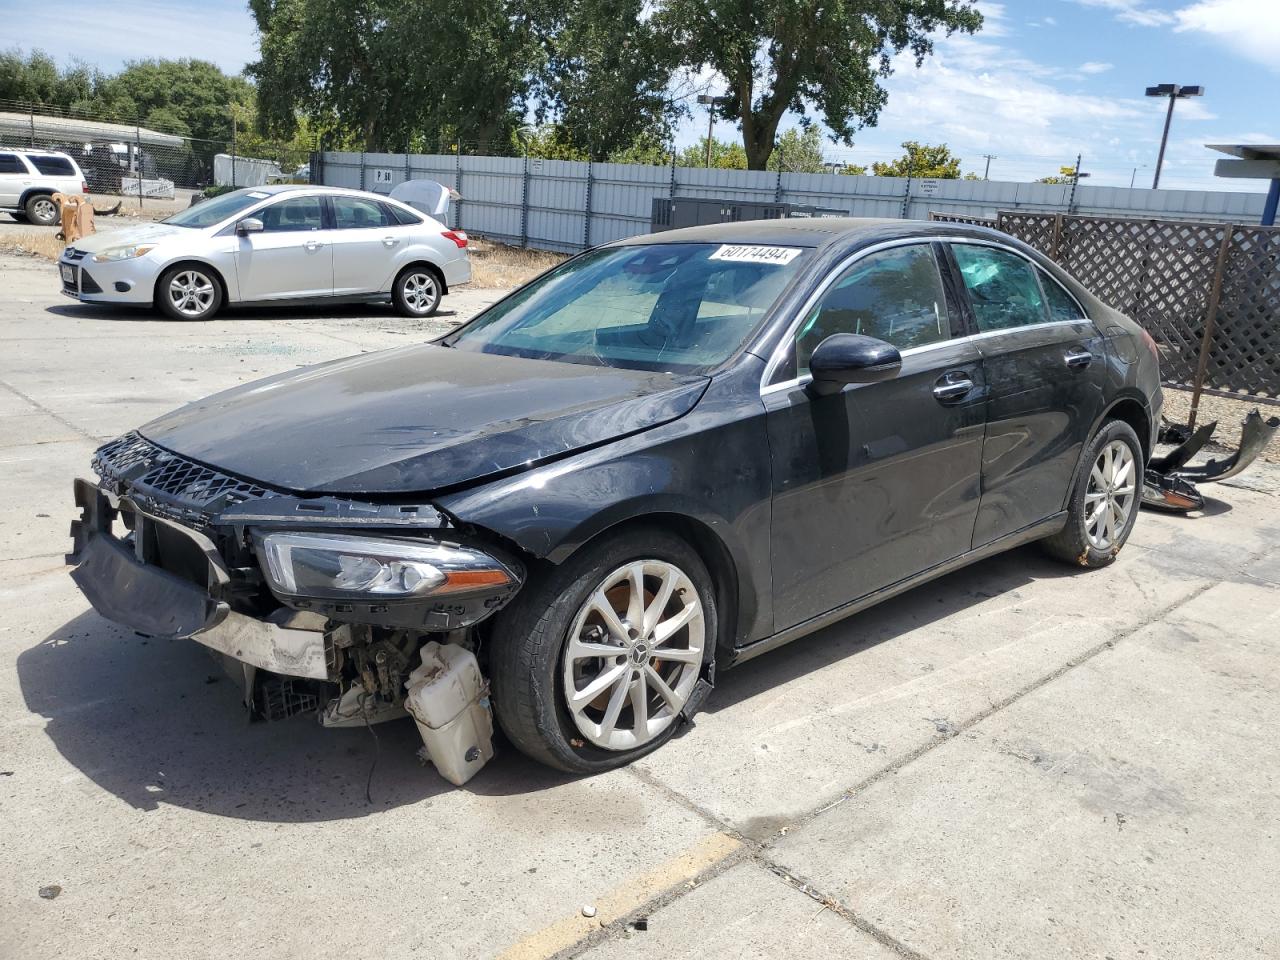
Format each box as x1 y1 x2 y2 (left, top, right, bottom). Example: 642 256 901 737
1041 419 1143 568
392 265 443 317
156 264 223 321
489 529 717 774
25 194 59 227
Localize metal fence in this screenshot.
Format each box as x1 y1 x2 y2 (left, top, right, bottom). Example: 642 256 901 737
955 212 1279 410
317 149 1270 254
1 104 309 212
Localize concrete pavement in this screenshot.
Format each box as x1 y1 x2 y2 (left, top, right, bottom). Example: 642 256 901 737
1 250 1277 960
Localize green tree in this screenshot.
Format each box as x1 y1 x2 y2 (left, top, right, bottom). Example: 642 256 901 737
871 141 963 178
530 0 682 160
839 163 870 176
767 126 827 173
660 0 982 169
250 0 537 151
96 59 254 142
0 49 102 112
677 136 748 169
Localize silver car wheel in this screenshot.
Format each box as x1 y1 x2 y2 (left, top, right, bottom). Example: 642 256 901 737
167 270 216 318
402 272 438 313
562 560 706 751
1084 439 1136 550
32 197 58 224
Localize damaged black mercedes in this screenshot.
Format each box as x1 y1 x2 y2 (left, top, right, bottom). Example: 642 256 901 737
68 219 1166 783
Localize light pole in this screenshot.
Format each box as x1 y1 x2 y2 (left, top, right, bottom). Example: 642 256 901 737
1129 164 1147 189
1145 83 1204 189
696 94 733 168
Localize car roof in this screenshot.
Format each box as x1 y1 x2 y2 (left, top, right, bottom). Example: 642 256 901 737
9 148 75 158
614 217 1011 250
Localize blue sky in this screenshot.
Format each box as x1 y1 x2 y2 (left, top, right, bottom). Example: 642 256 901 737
1 0 1274 192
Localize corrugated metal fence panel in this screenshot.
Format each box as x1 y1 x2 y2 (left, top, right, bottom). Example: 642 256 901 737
320 152 1270 252
589 162 672 244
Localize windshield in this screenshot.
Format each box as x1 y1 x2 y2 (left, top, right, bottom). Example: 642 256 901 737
163 189 270 228
444 242 809 373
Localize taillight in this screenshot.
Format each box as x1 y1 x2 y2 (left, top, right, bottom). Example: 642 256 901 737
81 181 89 193
442 230 468 249
1139 327 1160 367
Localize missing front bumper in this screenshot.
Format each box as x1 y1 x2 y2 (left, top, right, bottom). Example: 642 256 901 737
66 477 332 680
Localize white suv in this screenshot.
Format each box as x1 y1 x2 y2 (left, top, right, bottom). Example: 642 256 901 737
0 149 89 227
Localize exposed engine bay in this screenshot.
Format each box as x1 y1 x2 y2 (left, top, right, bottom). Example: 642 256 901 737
66 432 524 786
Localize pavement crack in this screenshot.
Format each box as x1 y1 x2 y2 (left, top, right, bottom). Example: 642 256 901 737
0 378 99 443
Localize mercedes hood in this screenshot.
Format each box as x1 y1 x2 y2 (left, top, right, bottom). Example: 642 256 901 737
138 344 709 495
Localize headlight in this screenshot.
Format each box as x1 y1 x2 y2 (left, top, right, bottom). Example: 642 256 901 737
91 244 156 263
256 532 516 601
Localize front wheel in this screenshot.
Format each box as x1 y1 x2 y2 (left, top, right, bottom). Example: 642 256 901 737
489 530 716 773
26 194 59 227
156 264 223 321
392 265 442 317
1042 419 1142 567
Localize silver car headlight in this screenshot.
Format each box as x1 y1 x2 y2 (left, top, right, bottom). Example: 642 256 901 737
256 532 516 601
91 244 156 263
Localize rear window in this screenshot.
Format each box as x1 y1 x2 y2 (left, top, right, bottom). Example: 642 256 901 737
0 153 26 174
29 155 76 177
389 203 424 226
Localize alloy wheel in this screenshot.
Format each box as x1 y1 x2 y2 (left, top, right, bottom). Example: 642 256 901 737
562 560 706 751
167 270 216 318
33 197 58 224
402 272 438 313
1085 439 1136 550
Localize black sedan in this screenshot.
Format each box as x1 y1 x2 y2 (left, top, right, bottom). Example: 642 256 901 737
67 219 1162 776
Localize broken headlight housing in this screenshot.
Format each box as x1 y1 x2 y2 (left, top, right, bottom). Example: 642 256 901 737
255 532 516 601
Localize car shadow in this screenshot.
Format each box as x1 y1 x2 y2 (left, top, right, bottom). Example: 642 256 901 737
705 544 1079 713
44 302 461 323
17 610 576 823
21 545 1074 823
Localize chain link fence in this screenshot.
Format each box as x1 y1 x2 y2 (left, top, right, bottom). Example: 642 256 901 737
0 100 311 216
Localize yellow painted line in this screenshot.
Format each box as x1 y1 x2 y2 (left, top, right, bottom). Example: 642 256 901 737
496 831 743 960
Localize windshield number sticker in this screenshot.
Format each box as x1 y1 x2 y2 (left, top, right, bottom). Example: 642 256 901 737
709 245 802 266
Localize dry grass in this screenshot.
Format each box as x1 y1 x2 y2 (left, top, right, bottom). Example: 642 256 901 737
467 237 566 289
0 230 65 261
1162 387 1280 464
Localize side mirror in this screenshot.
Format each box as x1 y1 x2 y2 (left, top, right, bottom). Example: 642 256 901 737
807 333 902 395
236 217 264 236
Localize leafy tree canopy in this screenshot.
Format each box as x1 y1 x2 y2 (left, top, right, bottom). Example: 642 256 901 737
872 141 963 178
1037 165 1080 184
660 0 981 169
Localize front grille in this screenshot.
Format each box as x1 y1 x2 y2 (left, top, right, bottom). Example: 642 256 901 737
65 248 87 262
93 431 276 523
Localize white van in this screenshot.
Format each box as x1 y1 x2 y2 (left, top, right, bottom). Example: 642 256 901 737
0 149 89 226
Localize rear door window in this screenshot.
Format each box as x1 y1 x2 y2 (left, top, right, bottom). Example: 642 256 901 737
0 153 27 174
1038 268 1086 322
333 196 393 229
951 244 1049 331
388 203 423 226
29 155 76 176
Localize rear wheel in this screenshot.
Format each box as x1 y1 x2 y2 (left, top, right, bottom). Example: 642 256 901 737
25 194 59 227
156 264 223 321
489 530 715 773
392 265 442 317
1042 419 1142 568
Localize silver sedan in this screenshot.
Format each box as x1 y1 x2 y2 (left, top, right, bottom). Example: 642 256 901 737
56 185 472 320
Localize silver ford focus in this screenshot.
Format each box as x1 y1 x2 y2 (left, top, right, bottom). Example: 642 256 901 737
56 185 472 321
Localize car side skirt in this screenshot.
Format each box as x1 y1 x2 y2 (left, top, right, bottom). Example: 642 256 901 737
730 512 1068 666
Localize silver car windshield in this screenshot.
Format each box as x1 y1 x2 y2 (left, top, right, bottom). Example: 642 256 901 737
163 190 269 229
444 243 809 374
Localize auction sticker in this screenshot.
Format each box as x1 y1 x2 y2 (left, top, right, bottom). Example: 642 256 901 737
709 244 803 265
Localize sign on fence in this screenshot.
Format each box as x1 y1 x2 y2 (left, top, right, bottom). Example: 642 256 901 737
373 168 394 185
120 176 176 200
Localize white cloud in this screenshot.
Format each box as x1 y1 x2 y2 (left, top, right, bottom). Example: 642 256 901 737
1079 61 1114 74
1067 0 1172 27
1173 0 1280 72
1044 15 1058 25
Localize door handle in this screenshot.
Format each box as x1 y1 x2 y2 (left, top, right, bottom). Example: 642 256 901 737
1064 349 1093 369
933 372 974 403
304 240 324 251
382 236 398 246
